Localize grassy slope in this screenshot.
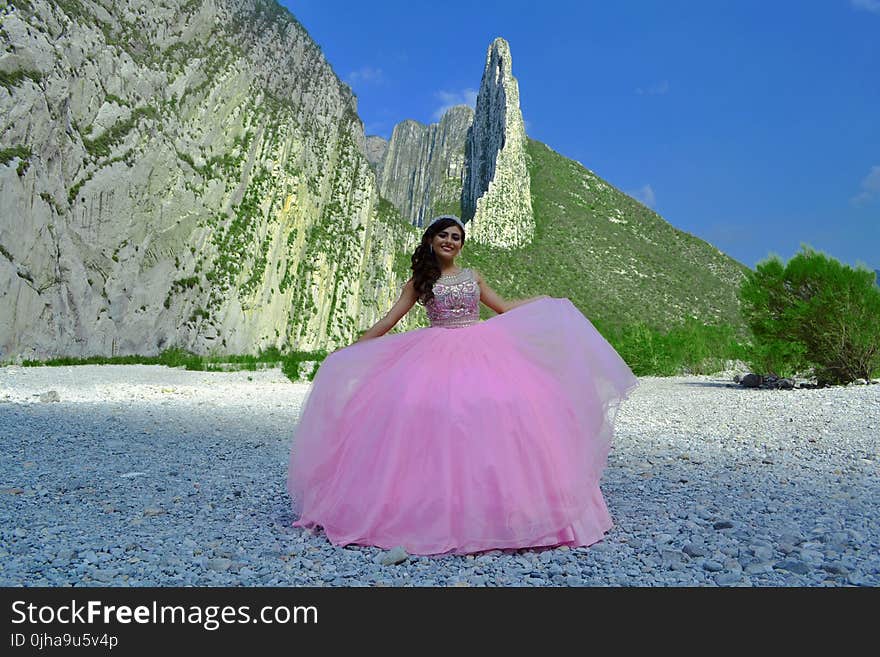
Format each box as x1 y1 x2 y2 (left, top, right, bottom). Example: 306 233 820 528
458 139 753 338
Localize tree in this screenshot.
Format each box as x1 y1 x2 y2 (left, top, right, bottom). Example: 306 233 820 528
737 245 880 384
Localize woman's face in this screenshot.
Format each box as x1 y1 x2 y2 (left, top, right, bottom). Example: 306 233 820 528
431 225 464 261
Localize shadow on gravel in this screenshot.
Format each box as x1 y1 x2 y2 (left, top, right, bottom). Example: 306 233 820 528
0 400 300 585
1 398 876 586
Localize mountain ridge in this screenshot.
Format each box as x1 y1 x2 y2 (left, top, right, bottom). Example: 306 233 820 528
2 0 752 361
0 0 419 360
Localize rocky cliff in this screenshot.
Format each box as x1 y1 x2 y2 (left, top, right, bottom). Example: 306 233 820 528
364 134 387 176
461 37 533 248
376 38 534 246
374 105 472 227
0 0 418 360
1 4 756 361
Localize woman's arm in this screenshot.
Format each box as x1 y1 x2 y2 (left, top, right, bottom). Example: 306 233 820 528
474 269 547 314
356 278 418 342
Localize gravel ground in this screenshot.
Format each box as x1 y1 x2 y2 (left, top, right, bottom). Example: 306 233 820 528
1 364 877 587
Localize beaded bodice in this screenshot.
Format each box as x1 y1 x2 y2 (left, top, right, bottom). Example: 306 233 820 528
425 268 481 328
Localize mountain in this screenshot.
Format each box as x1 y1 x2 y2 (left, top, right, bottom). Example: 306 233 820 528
375 40 751 335
373 105 472 228
461 140 751 336
380 132 752 336
0 0 419 360
1 1 752 361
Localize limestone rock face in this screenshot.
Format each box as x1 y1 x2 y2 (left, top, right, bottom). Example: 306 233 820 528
462 37 534 248
0 0 417 360
377 105 473 227
364 135 388 175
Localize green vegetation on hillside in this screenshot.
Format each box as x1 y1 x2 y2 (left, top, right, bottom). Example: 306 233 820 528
0 145 31 166
82 105 159 158
0 145 32 176
0 69 41 90
457 139 751 340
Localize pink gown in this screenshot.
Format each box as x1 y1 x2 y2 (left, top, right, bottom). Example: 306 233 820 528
287 268 639 555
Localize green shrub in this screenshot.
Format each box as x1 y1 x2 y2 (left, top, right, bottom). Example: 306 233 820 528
0 145 31 166
738 245 880 384
281 351 327 382
736 255 812 378
0 69 41 90
607 318 747 377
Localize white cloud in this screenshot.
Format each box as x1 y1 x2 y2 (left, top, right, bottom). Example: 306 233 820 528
346 66 384 86
636 80 670 96
432 88 478 121
628 184 656 208
852 165 880 205
851 0 880 13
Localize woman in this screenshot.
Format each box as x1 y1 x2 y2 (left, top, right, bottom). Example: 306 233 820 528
287 215 638 555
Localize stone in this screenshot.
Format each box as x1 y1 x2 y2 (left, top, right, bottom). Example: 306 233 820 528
751 545 774 561
723 559 743 572
660 548 684 567
825 532 849 548
744 562 773 575
39 390 60 403
821 563 849 576
90 568 118 582
206 558 232 572
714 571 742 586
375 546 408 566
847 573 867 586
683 543 707 558
775 560 811 575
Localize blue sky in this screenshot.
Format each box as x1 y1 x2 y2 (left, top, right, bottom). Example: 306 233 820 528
281 0 879 274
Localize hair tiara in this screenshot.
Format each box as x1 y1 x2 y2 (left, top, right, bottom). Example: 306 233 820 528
426 215 466 232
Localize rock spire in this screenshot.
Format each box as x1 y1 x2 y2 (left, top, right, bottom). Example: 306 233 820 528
461 37 534 248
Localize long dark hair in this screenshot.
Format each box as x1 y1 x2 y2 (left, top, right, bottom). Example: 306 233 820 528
411 217 466 305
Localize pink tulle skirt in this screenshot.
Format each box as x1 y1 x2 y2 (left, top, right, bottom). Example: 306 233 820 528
287 297 638 555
